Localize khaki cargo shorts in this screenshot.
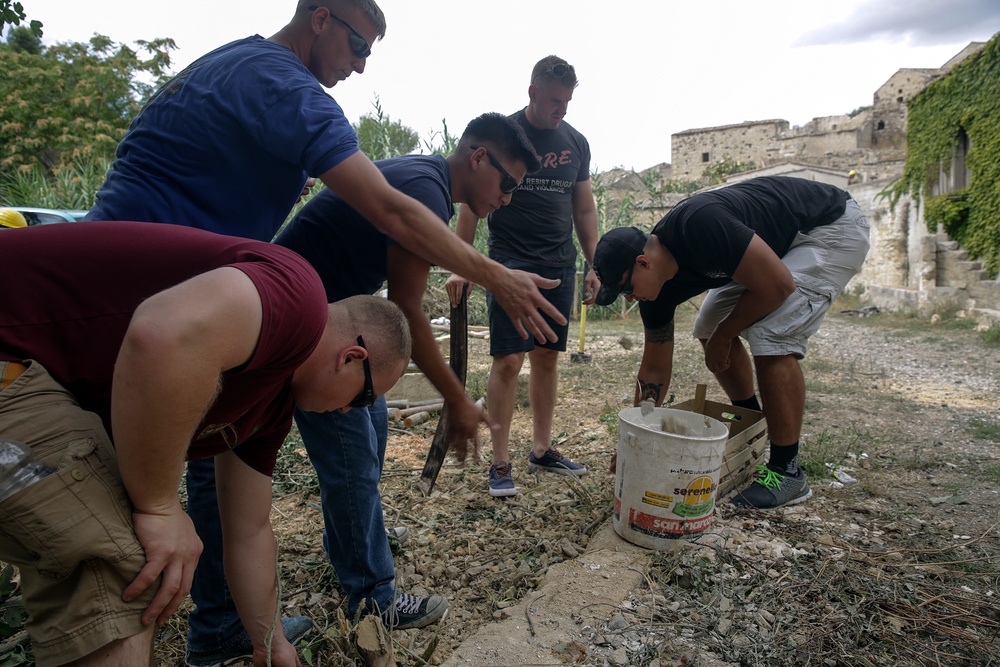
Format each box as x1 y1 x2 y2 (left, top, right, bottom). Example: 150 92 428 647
693 199 871 358
0 360 153 666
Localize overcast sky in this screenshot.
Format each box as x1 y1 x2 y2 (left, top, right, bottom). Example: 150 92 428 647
20 0 1000 173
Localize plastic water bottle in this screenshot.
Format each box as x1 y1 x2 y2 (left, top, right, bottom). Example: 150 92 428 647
0 440 55 502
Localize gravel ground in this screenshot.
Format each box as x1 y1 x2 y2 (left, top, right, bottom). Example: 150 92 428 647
147 307 1000 667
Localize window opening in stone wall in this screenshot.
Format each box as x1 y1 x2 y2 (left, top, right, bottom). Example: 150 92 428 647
950 129 970 192
702 152 710 163
877 120 885 130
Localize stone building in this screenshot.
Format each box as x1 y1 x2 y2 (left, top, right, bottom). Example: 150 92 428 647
668 41 986 187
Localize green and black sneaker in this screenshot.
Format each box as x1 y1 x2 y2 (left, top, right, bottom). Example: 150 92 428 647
731 464 812 509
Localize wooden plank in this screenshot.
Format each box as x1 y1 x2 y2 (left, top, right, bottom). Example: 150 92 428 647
418 293 468 496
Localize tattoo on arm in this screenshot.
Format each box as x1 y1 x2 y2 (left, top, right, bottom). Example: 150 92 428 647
637 379 663 405
645 319 675 344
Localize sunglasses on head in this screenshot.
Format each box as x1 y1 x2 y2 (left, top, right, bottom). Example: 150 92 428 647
471 145 520 194
349 335 376 409
308 5 371 58
548 63 574 78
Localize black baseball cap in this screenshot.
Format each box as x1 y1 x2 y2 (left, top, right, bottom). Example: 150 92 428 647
593 226 648 306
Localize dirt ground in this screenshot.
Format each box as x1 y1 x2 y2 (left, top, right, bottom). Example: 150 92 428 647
153 302 1000 667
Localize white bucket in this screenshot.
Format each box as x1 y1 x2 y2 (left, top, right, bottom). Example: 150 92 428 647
613 407 730 550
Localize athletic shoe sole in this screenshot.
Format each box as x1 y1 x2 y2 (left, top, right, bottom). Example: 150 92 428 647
488 485 518 497
527 461 588 477
732 486 813 510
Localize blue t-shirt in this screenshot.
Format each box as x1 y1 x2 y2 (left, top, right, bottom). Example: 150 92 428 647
87 36 359 241
487 109 591 267
274 154 453 300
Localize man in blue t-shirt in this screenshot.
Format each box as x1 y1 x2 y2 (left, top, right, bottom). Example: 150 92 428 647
593 176 871 510
84 2 566 665
273 111 539 632
446 56 601 498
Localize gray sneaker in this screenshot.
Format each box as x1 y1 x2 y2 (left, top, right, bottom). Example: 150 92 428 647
386 526 409 545
488 462 517 497
731 465 812 509
527 447 587 477
380 592 448 630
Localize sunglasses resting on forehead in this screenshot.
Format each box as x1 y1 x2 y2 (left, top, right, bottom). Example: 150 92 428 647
471 145 520 194
548 63 574 78
308 5 371 58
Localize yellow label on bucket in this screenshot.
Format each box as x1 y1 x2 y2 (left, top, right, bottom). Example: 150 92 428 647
641 493 673 509
673 475 717 517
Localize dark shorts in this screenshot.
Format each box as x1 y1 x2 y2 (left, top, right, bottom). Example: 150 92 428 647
0 361 152 666
486 253 576 355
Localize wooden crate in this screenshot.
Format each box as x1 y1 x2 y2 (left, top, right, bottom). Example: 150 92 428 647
672 385 767 498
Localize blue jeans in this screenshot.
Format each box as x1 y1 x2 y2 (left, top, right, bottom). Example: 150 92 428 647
186 397 394 649
296 399 394 616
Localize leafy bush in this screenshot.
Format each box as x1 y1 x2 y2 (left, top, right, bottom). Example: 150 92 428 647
923 191 970 242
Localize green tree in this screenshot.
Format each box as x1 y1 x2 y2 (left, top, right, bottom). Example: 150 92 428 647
0 33 175 177
703 154 756 185
0 0 41 38
353 97 419 160
4 24 38 54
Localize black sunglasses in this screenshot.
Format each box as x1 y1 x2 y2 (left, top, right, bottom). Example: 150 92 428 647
308 5 371 58
549 63 575 78
349 335 376 409
620 262 636 297
471 145 520 194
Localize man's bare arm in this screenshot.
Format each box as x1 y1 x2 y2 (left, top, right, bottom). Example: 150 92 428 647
216 451 300 666
636 319 675 407
571 179 601 305
704 235 794 373
113 267 263 625
386 244 486 458
320 154 564 341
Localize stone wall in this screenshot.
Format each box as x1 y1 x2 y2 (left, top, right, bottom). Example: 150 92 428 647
669 112 899 183
671 120 789 181
848 180 1000 327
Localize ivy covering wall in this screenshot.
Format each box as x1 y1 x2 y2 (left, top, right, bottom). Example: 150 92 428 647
892 33 1000 275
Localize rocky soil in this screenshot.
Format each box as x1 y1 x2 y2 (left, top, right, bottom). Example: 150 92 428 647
155 303 1000 667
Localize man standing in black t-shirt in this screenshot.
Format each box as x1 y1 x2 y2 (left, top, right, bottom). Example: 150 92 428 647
593 176 870 509
446 56 601 497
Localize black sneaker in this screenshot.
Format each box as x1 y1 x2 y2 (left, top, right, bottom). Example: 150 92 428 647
731 465 812 509
185 616 314 667
380 591 448 630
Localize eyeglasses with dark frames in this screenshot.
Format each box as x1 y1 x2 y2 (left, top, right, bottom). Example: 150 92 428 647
470 145 520 194
308 5 371 58
349 335 376 409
